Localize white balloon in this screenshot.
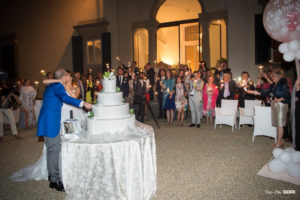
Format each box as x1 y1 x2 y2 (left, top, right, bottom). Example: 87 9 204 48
272 148 283 159
287 163 300 178
295 50 300 59
278 43 289 54
291 151 300 163
283 52 295 62
288 40 300 52
269 159 287 174
280 152 292 163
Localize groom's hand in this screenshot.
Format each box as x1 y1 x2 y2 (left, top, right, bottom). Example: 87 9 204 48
83 102 92 110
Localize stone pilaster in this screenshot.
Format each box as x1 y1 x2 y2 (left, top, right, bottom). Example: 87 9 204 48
201 21 210 67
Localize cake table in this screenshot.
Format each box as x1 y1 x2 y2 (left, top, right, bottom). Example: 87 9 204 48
61 121 157 200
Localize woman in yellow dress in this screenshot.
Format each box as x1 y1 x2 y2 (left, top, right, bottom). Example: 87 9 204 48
85 73 96 103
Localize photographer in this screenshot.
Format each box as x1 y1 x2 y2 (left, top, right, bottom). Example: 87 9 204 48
133 72 147 123
156 69 166 118
0 80 22 141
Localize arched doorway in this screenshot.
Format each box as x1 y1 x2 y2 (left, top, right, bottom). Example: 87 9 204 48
156 0 203 71
132 0 227 71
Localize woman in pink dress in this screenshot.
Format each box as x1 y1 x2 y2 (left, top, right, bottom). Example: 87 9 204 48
202 75 219 125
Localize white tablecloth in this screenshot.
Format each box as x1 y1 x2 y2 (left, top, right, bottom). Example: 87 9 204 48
61 122 157 200
34 100 43 120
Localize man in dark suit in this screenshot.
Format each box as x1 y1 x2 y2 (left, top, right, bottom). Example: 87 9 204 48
237 71 255 107
217 72 236 106
156 69 166 118
132 61 140 75
133 72 147 122
145 63 155 100
215 60 231 80
116 67 129 98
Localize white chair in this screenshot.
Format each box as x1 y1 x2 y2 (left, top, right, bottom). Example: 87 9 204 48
252 106 276 143
239 100 262 129
214 99 238 132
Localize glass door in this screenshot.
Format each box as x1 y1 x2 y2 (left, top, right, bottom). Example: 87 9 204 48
157 26 179 66
180 22 202 71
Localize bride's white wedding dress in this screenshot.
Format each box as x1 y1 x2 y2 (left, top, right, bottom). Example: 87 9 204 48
10 102 87 182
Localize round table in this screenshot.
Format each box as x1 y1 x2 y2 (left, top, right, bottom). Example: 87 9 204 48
61 121 157 200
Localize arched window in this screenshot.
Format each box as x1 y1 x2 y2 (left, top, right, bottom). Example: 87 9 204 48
156 0 202 23
133 28 149 68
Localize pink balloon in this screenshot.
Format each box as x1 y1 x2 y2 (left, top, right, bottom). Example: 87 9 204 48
263 0 300 43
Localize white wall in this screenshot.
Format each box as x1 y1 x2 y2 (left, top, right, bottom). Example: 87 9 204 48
226 0 263 80
0 0 99 82
227 0 250 79
247 0 264 81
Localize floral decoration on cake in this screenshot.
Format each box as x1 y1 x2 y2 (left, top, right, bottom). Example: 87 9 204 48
129 108 134 114
103 72 116 80
88 111 94 119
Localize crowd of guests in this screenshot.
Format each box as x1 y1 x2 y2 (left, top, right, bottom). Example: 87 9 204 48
0 77 40 141
153 61 298 150
103 59 298 150
1 60 300 150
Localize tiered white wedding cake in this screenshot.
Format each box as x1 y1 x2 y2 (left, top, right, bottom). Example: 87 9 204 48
87 72 136 135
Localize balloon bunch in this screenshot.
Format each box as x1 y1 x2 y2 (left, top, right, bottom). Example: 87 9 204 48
269 147 300 178
278 40 300 62
263 0 300 43
263 0 300 76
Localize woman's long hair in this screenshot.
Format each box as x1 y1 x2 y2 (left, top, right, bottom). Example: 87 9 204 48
165 70 173 80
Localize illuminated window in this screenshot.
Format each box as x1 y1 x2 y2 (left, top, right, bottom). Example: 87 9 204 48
209 20 227 67
156 0 202 23
180 23 202 71
157 26 179 66
185 25 199 41
87 39 101 68
134 28 149 68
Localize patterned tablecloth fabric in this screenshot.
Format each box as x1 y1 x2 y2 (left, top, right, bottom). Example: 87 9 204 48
61 121 157 200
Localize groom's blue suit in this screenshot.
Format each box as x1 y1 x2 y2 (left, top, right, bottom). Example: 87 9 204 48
37 83 82 138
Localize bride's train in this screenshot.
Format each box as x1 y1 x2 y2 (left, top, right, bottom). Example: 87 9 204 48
10 144 48 181
10 104 87 182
